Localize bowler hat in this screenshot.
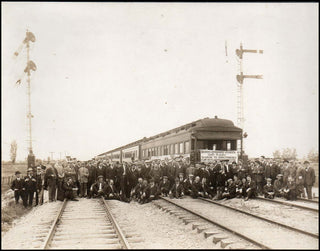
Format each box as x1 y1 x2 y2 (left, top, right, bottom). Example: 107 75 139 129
97 175 104 179
304 160 310 164
15 171 21 175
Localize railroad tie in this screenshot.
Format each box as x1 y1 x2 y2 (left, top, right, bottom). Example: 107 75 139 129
212 233 228 244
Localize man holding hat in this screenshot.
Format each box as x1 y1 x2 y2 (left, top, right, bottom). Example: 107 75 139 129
24 168 37 207
11 171 26 205
304 160 316 199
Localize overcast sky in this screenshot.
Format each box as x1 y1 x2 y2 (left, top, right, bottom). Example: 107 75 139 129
2 2 318 161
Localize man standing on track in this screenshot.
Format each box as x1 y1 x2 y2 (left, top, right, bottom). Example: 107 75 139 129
44 164 57 202
304 160 316 200
78 162 89 198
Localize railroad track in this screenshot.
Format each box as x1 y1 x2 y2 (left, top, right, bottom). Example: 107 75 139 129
41 198 130 249
199 197 318 238
154 197 318 249
298 197 319 204
255 196 318 212
153 197 266 249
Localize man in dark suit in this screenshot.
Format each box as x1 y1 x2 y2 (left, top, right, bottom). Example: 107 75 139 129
131 177 144 200
92 175 107 198
105 179 120 200
184 174 195 197
191 176 202 198
24 168 37 207
44 164 57 202
263 178 275 199
95 162 106 181
63 177 78 201
169 178 184 198
159 176 171 196
244 175 256 201
11 171 26 205
221 178 236 200
118 162 131 202
304 161 316 199
223 160 233 180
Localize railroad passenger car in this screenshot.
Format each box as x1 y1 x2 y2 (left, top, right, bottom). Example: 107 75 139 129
96 116 242 163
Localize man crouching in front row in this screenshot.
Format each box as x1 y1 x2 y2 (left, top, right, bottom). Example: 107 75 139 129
63 177 79 201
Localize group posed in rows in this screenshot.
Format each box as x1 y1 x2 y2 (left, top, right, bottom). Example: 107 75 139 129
11 156 316 208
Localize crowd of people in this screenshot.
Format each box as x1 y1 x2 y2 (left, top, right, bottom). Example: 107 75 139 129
10 156 316 208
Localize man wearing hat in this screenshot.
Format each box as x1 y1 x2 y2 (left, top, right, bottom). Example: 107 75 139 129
44 164 58 202
159 176 171 196
11 171 26 205
274 174 284 197
63 177 79 201
263 178 275 199
147 178 160 203
24 168 37 207
184 174 195 197
295 162 306 198
35 166 44 206
304 160 316 199
169 177 184 199
92 175 107 198
282 160 290 186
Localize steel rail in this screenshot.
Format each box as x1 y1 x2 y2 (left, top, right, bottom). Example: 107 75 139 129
102 198 131 249
159 197 271 249
42 199 68 249
297 197 319 204
199 197 318 239
255 196 318 212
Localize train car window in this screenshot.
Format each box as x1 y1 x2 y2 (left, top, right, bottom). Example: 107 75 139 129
185 141 190 153
175 144 179 154
227 141 231 151
180 142 184 154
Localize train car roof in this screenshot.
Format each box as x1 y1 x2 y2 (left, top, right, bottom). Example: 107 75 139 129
97 117 241 156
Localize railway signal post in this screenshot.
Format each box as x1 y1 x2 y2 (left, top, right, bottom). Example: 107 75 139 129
235 43 263 159
14 30 37 168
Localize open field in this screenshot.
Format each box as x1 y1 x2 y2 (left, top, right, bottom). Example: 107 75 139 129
1 163 28 177
1 163 27 194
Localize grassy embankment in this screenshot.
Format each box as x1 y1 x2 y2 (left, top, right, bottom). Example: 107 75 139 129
1 163 30 233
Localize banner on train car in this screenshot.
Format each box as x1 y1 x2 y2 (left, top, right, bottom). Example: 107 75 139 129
200 150 238 163
150 154 189 161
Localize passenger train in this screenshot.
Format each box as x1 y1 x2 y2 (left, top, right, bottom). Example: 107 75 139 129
96 116 243 164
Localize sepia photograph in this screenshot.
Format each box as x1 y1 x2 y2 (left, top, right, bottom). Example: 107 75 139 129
1 2 318 249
